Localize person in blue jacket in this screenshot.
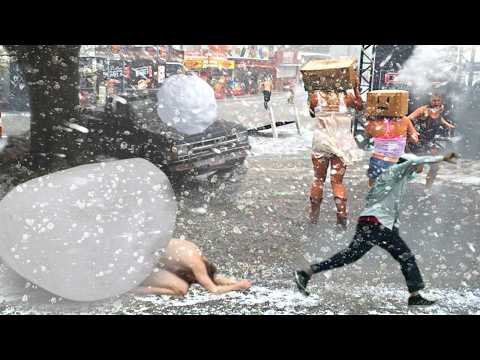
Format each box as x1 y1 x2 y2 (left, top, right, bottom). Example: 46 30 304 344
294 152 458 306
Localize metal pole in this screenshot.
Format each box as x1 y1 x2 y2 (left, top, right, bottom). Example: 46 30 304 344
468 46 476 89
293 102 301 135
269 105 278 139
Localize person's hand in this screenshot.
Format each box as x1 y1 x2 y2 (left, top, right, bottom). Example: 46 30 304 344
238 280 252 289
443 152 458 164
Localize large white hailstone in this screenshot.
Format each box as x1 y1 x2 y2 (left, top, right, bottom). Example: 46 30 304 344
157 74 218 135
0 158 177 302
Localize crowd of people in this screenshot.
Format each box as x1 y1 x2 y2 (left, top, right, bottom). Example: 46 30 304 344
133 59 458 308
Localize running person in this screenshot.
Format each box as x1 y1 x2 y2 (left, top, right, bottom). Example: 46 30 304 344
295 152 458 306
407 94 456 188
261 77 273 110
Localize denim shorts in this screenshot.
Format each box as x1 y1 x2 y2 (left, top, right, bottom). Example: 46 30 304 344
367 157 396 180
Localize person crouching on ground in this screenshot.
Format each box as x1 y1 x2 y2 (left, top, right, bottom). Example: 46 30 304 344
134 238 252 297
307 77 363 229
295 152 458 306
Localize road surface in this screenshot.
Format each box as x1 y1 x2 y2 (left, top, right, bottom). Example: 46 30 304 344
1 92 479 314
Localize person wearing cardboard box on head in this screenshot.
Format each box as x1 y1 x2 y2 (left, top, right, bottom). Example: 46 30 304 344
364 90 419 187
407 93 456 188
301 58 363 230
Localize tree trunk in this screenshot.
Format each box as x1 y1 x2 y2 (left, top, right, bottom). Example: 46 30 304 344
5 45 81 172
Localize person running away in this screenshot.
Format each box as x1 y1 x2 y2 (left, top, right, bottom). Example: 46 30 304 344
261 77 273 110
294 152 458 306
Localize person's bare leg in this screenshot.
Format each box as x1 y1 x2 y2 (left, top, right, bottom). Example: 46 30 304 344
331 156 347 228
426 148 439 188
139 269 190 297
310 155 328 224
133 286 182 296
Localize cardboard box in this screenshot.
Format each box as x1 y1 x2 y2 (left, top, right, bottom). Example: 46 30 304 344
366 90 409 117
300 58 357 91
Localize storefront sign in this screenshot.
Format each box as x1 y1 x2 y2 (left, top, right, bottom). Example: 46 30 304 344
185 55 235 70
231 58 273 69
184 56 206 70
275 50 299 66
132 66 151 79
218 59 235 69
103 64 125 79
384 72 399 84
158 65 166 83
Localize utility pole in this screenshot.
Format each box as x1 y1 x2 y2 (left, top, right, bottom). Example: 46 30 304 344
467 45 476 89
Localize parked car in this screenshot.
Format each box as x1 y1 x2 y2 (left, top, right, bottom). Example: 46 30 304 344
78 89 251 182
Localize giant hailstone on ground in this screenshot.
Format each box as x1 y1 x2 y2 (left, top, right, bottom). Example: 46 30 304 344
156 74 218 135
0 158 177 301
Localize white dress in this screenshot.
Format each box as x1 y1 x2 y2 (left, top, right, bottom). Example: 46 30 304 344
311 91 362 165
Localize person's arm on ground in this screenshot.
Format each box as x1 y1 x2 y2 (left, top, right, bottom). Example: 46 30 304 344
214 274 252 288
192 263 251 294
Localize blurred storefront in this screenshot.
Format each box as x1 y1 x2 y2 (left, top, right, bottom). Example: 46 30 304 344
166 47 185 78
184 47 235 98
228 45 275 95
273 49 301 89
79 45 171 107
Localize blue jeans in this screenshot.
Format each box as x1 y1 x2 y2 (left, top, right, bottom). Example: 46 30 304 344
367 157 396 180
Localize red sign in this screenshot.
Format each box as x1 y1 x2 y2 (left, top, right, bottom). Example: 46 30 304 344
208 45 229 55
384 72 399 84
274 50 299 65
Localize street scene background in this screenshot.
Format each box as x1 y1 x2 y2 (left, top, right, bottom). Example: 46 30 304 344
0 45 479 314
